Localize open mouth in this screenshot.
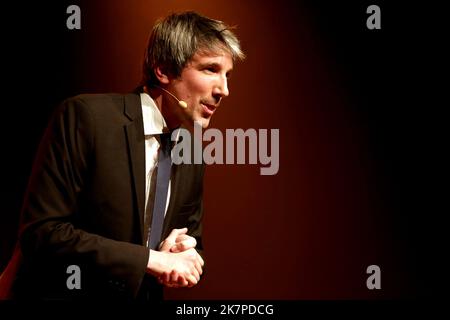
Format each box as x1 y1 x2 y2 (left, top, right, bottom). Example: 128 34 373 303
201 103 216 116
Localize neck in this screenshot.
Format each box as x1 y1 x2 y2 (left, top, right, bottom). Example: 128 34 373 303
144 86 181 130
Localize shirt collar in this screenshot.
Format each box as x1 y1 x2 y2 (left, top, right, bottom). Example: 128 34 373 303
140 91 182 143
140 92 168 136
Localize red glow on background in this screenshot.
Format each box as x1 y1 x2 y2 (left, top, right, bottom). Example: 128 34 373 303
0 0 418 300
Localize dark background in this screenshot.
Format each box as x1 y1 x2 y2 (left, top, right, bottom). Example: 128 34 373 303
0 0 436 299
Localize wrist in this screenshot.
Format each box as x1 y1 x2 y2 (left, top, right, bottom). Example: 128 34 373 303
147 249 163 276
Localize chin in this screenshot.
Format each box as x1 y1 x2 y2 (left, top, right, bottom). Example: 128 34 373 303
184 119 209 131
201 118 211 128
201 121 210 128
192 118 210 129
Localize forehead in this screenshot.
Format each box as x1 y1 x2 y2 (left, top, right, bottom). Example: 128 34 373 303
188 48 234 70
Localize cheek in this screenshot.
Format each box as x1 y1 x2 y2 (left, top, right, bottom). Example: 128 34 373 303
185 75 211 96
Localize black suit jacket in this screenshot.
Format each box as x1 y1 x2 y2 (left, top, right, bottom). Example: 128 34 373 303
1 92 205 300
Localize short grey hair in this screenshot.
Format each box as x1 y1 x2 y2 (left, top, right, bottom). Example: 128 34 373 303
142 11 245 87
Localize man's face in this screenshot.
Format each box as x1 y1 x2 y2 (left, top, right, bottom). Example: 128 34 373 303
167 49 234 129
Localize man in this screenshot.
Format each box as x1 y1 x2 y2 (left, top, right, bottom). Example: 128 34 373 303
0 11 244 300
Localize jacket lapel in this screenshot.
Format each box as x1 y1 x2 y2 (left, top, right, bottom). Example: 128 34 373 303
123 91 185 245
124 93 146 244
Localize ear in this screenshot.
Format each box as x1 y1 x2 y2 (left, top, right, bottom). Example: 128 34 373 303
154 66 170 84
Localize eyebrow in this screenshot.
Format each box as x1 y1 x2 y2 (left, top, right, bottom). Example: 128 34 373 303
198 62 233 73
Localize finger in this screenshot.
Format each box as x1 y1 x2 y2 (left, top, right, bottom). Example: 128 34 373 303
177 275 189 287
194 259 203 276
157 270 182 288
174 234 190 242
170 237 197 253
163 271 171 283
179 236 197 248
158 272 172 286
197 252 205 267
163 281 179 288
160 228 189 251
191 267 200 282
166 228 188 242
169 270 188 287
170 270 179 284
173 234 194 245
160 272 179 287
170 238 187 253
175 227 188 236
167 271 183 288
186 274 198 287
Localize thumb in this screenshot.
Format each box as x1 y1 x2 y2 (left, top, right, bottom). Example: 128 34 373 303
166 227 188 242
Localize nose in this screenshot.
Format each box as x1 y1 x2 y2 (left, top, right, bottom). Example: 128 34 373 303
213 75 229 100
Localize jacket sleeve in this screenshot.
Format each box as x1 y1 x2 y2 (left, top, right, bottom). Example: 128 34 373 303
18 97 149 298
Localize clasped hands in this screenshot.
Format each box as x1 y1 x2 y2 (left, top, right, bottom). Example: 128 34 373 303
147 228 204 288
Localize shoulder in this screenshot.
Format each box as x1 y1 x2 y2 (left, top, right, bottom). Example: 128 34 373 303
58 92 141 119
63 93 127 111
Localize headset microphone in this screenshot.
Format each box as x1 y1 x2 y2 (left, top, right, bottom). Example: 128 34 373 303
155 85 188 109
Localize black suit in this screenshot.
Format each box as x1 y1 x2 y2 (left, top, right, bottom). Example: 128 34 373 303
1 92 205 300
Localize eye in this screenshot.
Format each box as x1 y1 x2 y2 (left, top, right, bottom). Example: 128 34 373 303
201 63 222 73
204 66 218 73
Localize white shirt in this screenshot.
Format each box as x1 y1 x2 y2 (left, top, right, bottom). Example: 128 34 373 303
140 92 171 222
